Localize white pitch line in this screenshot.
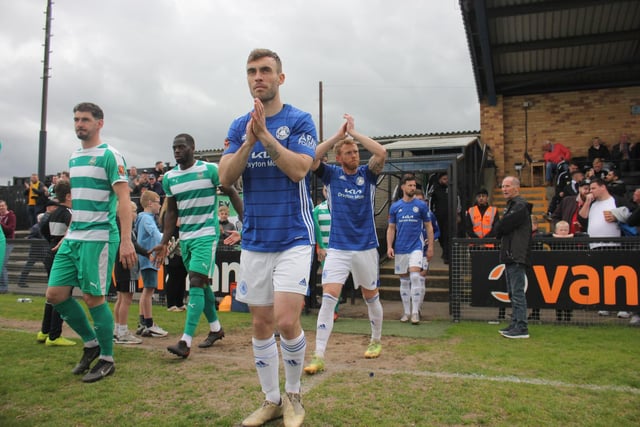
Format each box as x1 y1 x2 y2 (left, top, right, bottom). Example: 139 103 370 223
302 366 640 395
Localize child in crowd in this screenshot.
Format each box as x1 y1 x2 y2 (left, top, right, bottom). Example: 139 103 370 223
135 191 168 337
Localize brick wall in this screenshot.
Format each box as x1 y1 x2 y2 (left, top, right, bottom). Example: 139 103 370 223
481 86 640 185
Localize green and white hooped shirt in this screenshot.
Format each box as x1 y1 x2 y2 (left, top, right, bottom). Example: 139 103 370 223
66 143 128 243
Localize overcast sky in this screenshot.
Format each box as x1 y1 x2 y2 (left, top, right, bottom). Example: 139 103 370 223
0 0 480 185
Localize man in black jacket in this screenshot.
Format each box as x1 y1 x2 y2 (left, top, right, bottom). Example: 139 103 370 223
494 176 532 339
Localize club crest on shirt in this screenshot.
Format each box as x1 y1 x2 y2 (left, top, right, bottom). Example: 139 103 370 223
89 156 97 165
276 126 290 140
356 176 365 186
413 206 419 213
118 165 126 177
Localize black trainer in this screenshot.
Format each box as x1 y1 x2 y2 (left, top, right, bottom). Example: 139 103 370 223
167 340 190 358
71 345 101 375
502 328 530 339
198 329 225 348
82 359 115 383
498 324 515 335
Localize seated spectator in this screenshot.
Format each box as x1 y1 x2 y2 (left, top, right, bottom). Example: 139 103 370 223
611 133 632 172
605 167 626 197
585 158 609 181
587 137 610 163
218 205 237 246
542 140 571 186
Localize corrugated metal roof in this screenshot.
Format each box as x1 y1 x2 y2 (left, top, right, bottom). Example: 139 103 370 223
382 136 478 151
460 0 640 104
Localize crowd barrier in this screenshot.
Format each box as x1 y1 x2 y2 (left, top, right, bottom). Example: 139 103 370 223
450 236 640 325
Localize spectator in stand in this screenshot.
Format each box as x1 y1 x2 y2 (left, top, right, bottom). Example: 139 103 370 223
585 158 609 181
154 161 165 178
0 200 17 294
59 171 70 182
128 166 139 193
37 180 76 346
163 217 186 312
611 133 632 173
147 173 165 198
17 201 59 288
605 167 626 197
587 136 610 163
48 174 59 200
553 179 591 234
542 140 571 186
24 173 49 226
218 205 237 246
547 162 579 219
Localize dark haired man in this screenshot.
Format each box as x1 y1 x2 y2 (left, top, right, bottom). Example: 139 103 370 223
46 102 137 382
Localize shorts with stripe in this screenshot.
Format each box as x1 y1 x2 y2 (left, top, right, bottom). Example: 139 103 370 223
180 237 218 278
235 245 312 306
394 250 423 275
48 240 117 296
322 248 379 290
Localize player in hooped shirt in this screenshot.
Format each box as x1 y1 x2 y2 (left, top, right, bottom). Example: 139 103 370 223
304 113 387 376
219 49 315 427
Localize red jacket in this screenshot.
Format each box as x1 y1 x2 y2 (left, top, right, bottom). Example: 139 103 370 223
543 143 571 164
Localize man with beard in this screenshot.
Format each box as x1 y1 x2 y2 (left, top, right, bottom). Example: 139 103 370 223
46 102 137 382
386 174 434 324
219 49 317 427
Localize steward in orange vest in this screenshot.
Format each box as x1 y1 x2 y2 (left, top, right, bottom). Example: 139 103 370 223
464 189 499 241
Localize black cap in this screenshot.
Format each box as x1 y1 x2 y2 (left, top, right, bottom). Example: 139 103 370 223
579 179 591 187
476 188 489 196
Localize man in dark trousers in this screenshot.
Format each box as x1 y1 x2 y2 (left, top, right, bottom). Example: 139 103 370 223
494 176 532 339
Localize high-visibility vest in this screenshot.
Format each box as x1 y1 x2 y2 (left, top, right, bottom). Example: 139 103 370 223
468 205 497 238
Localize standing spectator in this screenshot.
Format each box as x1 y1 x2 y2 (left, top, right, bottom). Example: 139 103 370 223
611 133 632 172
464 188 502 320
542 140 571 186
128 166 139 193
24 173 49 226
587 136 610 163
578 177 627 249
219 48 316 427
113 200 145 345
134 190 167 338
154 134 242 358
494 176 532 339
37 180 75 346
309 186 331 311
304 113 387 374
0 200 16 293
163 219 186 312
548 220 581 322
386 174 434 324
46 102 137 383
552 179 591 234
546 163 580 219
154 161 165 177
17 201 58 288
47 174 59 200
218 205 237 246
429 171 459 264
605 167 626 197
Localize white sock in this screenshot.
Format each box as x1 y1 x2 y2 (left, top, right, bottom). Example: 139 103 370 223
280 331 306 394
209 320 221 333
181 334 193 347
315 294 338 358
252 335 280 404
419 275 426 311
365 294 383 341
117 324 127 336
399 277 411 315
410 272 423 315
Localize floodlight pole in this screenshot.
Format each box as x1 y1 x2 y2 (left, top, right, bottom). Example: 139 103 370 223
38 0 53 181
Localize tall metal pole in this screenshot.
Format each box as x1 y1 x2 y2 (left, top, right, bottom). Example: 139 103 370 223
318 81 323 142
38 0 53 181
